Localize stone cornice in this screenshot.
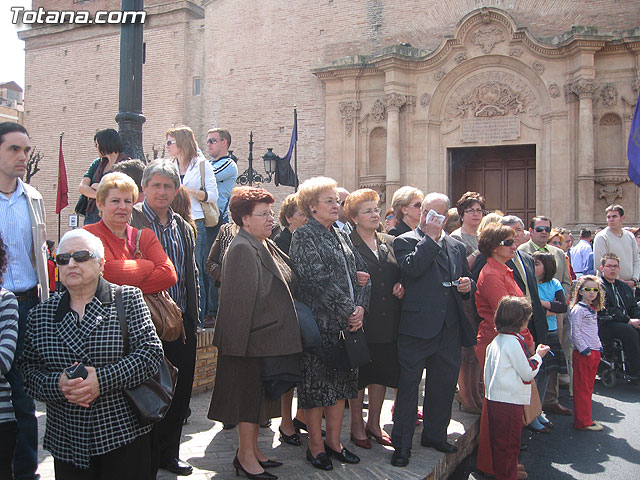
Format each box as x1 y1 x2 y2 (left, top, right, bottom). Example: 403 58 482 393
313 7 638 79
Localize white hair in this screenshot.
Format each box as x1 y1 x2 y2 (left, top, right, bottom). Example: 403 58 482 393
423 192 451 210
57 229 105 261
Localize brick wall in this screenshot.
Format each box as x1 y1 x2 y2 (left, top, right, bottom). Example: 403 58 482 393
192 329 217 394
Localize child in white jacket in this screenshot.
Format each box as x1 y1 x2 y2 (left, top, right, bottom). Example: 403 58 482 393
484 296 550 480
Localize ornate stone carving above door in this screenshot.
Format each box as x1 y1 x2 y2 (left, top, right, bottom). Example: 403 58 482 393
600 83 618 107
444 71 537 121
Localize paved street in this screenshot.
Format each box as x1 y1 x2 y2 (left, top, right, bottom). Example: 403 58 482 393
452 377 640 479
35 384 479 479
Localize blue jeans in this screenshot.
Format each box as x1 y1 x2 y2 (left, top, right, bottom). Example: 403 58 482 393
5 295 39 480
195 221 217 325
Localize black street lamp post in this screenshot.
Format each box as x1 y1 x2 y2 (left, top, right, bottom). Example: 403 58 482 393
236 131 277 186
115 0 146 161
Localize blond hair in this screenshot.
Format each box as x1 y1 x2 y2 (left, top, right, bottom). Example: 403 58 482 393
391 186 424 222
296 177 338 216
571 275 605 311
95 172 138 207
166 125 198 162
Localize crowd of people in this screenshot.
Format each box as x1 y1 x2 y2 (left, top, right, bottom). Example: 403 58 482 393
1 119 640 480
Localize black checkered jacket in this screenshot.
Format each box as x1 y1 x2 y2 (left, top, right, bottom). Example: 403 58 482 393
18 278 164 469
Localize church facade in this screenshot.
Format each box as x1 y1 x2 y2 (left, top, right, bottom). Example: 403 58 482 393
20 1 640 234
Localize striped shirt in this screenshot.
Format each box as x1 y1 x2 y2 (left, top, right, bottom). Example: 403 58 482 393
0 288 19 423
141 201 187 311
0 180 38 292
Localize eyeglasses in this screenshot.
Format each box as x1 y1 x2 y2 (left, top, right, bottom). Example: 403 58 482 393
581 287 599 293
464 208 483 215
251 211 275 219
166 140 177 146
207 138 220 144
319 198 340 206
499 239 515 247
534 226 552 233
56 250 96 266
549 241 562 246
410 202 422 208
442 280 460 287
359 207 381 216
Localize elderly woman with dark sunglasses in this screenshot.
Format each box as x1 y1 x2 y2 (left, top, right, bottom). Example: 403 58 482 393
19 229 163 479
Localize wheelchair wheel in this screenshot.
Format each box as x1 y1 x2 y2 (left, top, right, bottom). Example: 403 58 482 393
601 369 617 388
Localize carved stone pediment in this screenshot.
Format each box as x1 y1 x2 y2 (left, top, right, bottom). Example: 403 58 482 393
444 72 537 121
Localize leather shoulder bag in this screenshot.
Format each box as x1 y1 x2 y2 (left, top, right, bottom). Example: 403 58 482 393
133 230 185 342
198 161 220 227
115 286 178 426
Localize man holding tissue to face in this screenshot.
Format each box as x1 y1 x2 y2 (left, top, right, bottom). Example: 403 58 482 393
390 193 476 467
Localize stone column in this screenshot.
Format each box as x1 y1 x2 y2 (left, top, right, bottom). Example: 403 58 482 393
571 79 598 224
382 93 407 204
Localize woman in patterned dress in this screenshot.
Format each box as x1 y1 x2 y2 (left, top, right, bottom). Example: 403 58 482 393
289 177 370 471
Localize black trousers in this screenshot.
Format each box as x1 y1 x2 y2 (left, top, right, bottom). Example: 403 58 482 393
0 421 17 479
53 432 152 480
391 319 461 450
600 322 640 375
153 322 197 464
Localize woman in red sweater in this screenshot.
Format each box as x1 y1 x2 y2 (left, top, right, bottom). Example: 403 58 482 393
84 172 177 294
475 222 533 480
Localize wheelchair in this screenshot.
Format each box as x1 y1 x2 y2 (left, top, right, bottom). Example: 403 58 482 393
598 339 637 387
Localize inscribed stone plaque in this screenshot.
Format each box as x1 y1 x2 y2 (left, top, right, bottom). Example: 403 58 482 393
461 117 521 143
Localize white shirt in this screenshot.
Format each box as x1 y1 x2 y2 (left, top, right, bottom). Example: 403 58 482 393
174 156 219 221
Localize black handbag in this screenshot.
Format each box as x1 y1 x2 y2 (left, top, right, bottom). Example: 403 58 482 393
74 194 88 216
115 286 178 426
331 328 370 371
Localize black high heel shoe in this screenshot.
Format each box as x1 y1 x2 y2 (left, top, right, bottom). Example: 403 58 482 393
258 459 283 468
232 454 278 479
293 418 326 437
324 443 360 464
278 427 301 446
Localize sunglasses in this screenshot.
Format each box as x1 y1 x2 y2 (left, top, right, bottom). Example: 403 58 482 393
499 239 515 246
56 250 96 266
166 140 176 146
207 138 220 144
581 287 599 293
534 226 552 233
442 280 460 287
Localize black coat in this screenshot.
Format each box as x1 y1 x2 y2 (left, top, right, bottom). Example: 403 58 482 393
599 278 640 326
350 230 401 343
388 220 412 237
393 229 476 347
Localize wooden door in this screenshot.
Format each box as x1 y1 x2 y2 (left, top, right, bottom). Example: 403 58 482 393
450 145 536 224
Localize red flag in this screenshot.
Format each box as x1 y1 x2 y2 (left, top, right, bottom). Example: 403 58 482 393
56 134 68 214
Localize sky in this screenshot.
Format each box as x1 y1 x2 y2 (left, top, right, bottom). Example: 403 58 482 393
1 1 32 89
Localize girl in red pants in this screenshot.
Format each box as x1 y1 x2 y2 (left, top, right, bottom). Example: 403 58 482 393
484 296 550 480
569 275 604 431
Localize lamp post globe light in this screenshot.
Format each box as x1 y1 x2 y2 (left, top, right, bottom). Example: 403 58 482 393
236 132 277 186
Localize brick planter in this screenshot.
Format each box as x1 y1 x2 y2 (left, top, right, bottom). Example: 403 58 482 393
192 329 218 394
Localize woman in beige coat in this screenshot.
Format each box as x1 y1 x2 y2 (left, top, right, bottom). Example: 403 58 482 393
207 187 301 480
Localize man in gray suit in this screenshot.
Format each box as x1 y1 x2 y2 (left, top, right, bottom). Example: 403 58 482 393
390 193 475 467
